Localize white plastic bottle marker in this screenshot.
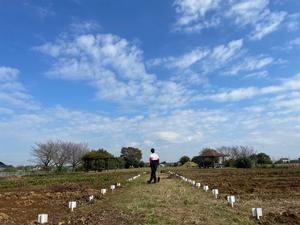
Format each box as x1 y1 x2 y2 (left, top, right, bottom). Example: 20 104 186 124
37 214 48 224
227 196 236 207
117 183 121 187
101 188 107 195
203 185 209 192
252 208 263 219
69 201 77 211
196 183 201 188
212 189 219 198
111 185 116 190
89 195 94 201
192 181 196 186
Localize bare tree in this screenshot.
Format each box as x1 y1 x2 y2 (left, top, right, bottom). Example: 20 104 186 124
32 140 56 170
32 140 90 172
52 141 71 171
239 146 256 158
68 143 89 171
217 146 256 160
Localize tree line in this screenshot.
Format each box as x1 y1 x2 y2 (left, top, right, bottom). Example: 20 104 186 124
32 140 144 172
177 146 272 168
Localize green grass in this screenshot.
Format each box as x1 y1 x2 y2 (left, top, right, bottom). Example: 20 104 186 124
0 168 146 189
103 173 258 225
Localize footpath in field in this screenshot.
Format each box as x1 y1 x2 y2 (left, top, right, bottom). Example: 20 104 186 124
69 173 257 225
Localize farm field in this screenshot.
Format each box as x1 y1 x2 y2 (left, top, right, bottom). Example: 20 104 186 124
172 167 300 225
0 169 145 225
0 167 299 225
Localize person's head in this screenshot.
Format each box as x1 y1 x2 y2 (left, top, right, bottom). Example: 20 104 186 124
151 148 155 153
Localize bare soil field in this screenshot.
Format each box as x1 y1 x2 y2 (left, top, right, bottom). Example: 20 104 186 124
0 170 142 225
172 167 300 225
0 168 299 225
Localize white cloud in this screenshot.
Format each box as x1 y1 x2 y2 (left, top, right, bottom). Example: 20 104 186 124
250 11 286 40
35 33 193 110
198 73 300 102
169 48 208 69
173 0 287 40
156 131 181 143
226 56 274 75
271 92 300 112
70 20 101 34
0 66 38 111
228 0 268 25
210 39 243 63
174 0 220 25
243 71 269 79
148 47 209 70
286 13 300 32
37 34 151 80
148 39 243 82
288 37 300 47
2 68 300 164
227 0 287 40
0 67 19 81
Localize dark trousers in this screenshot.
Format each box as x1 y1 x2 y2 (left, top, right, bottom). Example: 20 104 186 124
149 163 158 183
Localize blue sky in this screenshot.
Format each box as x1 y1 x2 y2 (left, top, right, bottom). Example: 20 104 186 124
1 0 300 165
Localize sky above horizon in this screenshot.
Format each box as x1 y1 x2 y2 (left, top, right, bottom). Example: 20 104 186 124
1 0 300 165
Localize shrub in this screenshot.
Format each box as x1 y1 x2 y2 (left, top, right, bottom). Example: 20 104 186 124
181 161 198 168
224 159 235 167
256 153 272 164
179 156 190 165
234 157 254 168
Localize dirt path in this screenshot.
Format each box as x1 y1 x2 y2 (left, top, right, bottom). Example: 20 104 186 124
68 173 257 225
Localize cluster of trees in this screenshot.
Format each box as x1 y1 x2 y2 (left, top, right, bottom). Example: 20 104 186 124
32 140 144 171
217 146 272 168
32 140 89 171
82 147 144 171
177 146 273 168
81 149 121 171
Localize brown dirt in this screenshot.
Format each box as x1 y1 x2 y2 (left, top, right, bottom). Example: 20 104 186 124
173 168 300 225
260 211 299 225
0 186 98 224
0 171 141 225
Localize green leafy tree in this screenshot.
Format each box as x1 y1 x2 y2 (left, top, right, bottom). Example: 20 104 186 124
254 152 272 164
121 147 142 168
179 156 190 165
191 156 201 167
234 157 254 168
82 149 116 171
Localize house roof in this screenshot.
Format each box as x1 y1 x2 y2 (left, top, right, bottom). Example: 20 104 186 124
200 150 226 157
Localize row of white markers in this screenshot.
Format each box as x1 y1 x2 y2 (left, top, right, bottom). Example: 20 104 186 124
37 173 143 224
168 171 263 220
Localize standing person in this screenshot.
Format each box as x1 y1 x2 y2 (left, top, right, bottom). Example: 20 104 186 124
147 148 160 183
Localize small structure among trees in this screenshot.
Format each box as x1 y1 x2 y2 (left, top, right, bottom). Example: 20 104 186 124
199 148 227 168
189 146 273 169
